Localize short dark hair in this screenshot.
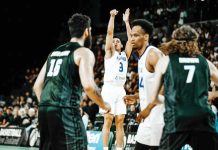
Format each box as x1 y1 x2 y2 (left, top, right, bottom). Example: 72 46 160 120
68 13 91 38
131 19 153 35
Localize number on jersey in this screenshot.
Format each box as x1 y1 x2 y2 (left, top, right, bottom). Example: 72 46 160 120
47 59 63 77
139 77 144 88
184 65 195 83
119 62 123 72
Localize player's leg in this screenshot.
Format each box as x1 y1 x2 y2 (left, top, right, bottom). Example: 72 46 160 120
115 114 125 149
101 85 116 150
102 113 114 150
114 88 127 149
38 106 51 150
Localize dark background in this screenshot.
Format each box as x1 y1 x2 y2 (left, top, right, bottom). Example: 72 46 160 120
1 0 217 95
0 0 154 95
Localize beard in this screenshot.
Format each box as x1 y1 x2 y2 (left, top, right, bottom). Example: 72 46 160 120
84 34 92 49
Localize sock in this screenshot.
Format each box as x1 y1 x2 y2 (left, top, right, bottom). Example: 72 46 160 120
116 147 123 150
103 147 108 150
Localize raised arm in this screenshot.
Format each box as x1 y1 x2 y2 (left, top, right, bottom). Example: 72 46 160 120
75 47 110 112
123 8 132 59
33 61 47 102
105 9 118 58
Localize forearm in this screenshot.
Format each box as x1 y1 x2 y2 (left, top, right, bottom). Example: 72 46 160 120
125 21 131 40
107 14 116 36
84 85 107 110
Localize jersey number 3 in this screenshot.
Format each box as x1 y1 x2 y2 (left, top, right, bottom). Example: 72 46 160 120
184 65 195 83
47 59 63 77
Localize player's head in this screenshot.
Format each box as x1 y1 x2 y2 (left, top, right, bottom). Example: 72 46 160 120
131 19 153 49
160 25 200 56
113 35 123 52
68 13 92 48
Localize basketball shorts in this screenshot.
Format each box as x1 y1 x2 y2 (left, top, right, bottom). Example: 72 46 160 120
100 84 126 115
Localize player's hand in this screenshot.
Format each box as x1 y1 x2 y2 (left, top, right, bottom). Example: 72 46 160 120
208 91 215 104
110 9 118 17
123 8 130 23
123 95 137 105
136 108 150 123
103 102 111 113
135 102 157 123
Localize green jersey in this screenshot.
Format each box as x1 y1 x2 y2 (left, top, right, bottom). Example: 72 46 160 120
163 53 216 133
40 42 82 108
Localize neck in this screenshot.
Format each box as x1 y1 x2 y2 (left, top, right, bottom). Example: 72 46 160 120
137 43 149 57
70 37 84 46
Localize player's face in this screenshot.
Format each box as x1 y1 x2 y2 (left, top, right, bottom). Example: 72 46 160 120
84 27 92 49
113 38 123 51
131 26 148 49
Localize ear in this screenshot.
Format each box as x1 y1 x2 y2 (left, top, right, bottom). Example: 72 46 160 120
144 34 149 41
84 28 89 38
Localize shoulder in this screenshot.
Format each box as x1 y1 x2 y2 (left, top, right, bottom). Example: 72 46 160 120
74 47 95 65
74 47 94 58
148 46 163 57
147 47 163 65
157 55 170 74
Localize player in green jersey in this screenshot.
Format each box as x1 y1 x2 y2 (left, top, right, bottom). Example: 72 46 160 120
33 13 110 150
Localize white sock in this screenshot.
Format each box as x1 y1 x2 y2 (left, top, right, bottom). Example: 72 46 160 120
116 147 123 150
103 147 108 150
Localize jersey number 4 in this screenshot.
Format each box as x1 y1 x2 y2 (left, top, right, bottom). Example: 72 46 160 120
184 65 195 83
47 59 63 77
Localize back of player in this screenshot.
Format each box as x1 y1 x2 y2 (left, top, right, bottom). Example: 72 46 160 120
39 42 87 150
161 53 217 149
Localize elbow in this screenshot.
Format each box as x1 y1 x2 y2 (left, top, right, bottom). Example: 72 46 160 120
83 84 94 93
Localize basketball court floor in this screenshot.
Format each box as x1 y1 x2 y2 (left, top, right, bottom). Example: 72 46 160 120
0 145 38 150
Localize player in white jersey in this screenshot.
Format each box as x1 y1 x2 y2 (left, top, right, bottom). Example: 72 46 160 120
124 19 165 150
101 9 132 150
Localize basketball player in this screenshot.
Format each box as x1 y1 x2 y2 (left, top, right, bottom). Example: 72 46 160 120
124 19 165 150
101 8 132 150
33 13 110 150
137 25 218 150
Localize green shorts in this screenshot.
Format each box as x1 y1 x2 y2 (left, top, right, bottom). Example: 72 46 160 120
159 130 218 150
38 106 87 150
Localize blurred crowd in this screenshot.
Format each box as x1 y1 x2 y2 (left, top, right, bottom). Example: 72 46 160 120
0 2 218 131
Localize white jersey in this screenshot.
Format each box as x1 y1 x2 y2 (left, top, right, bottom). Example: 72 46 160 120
103 51 128 86
136 45 165 146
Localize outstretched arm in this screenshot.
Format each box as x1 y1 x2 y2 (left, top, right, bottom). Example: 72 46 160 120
33 61 47 102
123 8 132 59
105 9 118 58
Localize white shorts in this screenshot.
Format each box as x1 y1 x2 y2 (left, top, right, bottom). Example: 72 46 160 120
100 84 126 115
135 122 164 146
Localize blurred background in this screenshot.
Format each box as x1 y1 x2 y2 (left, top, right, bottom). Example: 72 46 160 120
0 1 218 145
